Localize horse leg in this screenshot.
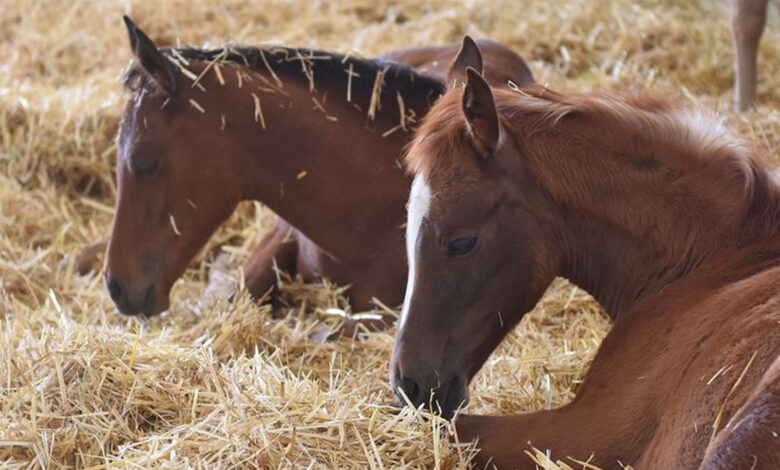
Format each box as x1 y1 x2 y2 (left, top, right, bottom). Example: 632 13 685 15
730 0 768 111
243 218 298 307
455 401 651 470
699 356 780 470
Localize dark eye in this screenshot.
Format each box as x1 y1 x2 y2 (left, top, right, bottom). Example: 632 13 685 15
447 236 478 257
131 160 160 177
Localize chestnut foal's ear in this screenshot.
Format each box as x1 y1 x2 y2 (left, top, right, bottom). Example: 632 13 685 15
123 15 176 94
462 66 499 156
446 36 483 89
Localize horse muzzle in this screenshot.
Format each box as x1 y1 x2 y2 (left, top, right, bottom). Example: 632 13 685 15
391 367 470 420
105 274 160 316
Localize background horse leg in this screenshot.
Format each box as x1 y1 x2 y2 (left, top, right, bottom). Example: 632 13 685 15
243 218 298 307
730 0 768 111
699 356 780 470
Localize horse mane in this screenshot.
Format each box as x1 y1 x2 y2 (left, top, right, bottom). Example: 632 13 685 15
407 83 780 238
122 45 445 104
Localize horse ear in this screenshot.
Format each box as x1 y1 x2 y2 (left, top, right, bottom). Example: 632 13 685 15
123 15 176 94
462 67 499 156
446 36 483 89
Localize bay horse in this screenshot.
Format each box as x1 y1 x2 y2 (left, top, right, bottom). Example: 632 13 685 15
391 58 780 467
105 18 534 328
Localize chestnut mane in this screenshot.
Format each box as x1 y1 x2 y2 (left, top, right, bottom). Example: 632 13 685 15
406 84 780 238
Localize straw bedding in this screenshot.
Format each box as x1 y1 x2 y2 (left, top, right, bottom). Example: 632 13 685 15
1 0 779 468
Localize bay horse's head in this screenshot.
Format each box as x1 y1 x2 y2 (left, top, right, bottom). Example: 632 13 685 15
104 17 243 316
390 60 559 418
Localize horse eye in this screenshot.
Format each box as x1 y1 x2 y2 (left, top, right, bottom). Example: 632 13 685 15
132 160 160 177
447 236 478 257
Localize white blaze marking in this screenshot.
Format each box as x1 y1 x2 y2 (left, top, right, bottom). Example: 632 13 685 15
399 174 431 330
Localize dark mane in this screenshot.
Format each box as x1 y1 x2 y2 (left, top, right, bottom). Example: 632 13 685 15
122 45 445 107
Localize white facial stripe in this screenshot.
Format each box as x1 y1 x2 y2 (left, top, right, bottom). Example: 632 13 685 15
399 174 431 330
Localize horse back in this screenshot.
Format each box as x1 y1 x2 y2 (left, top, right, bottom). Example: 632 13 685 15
381 39 534 87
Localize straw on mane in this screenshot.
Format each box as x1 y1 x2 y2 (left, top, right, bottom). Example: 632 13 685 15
122 45 445 99
406 83 780 238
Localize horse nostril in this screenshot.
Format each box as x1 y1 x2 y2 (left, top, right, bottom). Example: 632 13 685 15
106 277 123 302
400 375 422 404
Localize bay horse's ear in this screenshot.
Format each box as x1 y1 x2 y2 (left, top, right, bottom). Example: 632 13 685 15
463 66 499 156
123 16 176 95
446 36 483 89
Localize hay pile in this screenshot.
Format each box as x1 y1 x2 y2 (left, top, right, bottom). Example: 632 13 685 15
1 0 778 468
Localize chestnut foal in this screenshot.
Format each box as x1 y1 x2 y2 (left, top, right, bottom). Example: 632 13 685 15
392 61 780 467
104 18 533 325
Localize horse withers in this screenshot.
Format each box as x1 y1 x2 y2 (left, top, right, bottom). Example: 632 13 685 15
392 51 780 467
103 18 533 326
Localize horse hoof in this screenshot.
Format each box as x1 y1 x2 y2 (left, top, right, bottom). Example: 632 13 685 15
309 322 356 343
203 254 239 305
309 325 337 343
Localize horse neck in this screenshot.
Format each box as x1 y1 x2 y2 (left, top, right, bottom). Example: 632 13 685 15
518 103 780 318
196 53 437 263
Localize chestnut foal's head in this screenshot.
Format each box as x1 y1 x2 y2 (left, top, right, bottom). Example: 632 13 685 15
104 17 242 316
390 65 559 418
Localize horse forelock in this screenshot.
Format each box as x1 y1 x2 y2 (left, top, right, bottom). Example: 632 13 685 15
404 91 471 180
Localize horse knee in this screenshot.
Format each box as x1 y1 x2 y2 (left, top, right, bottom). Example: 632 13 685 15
243 223 298 300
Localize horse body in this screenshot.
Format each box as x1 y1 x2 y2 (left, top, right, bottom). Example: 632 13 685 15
105 19 534 320
463 263 780 469
393 59 780 467
382 39 534 89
